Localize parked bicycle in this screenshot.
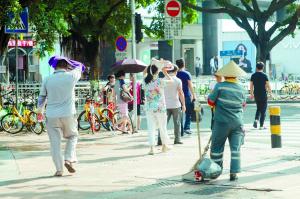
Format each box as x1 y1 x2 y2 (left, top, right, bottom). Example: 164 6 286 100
1 98 44 134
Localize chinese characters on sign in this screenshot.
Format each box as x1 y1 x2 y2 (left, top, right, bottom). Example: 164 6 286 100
164 0 182 40
8 40 34 47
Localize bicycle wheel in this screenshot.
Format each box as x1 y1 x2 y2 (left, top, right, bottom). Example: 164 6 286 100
99 108 114 131
77 110 91 130
28 112 44 135
1 113 24 134
77 110 101 132
113 111 134 133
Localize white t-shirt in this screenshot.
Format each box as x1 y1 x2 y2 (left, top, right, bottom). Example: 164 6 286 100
39 68 81 118
164 76 182 109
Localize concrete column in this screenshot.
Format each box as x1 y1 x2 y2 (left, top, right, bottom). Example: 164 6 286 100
173 40 181 61
158 41 172 61
202 0 221 75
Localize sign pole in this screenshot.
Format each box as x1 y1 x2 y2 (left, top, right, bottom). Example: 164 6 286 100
131 0 138 131
15 34 19 108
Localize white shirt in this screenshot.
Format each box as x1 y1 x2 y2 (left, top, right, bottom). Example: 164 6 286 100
164 76 182 109
39 68 81 118
210 58 215 70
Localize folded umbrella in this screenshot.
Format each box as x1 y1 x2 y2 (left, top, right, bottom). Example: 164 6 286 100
111 58 147 73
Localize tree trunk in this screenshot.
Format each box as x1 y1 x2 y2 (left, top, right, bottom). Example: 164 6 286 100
0 27 10 56
255 42 269 64
83 38 100 80
61 35 102 80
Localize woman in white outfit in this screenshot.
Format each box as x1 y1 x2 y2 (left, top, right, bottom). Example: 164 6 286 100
144 63 173 155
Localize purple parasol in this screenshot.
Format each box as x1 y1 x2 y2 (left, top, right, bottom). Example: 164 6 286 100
48 56 85 71
111 58 147 73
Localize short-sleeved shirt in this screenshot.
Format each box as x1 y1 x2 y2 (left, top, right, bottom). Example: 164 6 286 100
39 68 81 118
164 76 182 109
177 70 192 98
251 72 269 100
144 78 166 113
208 81 246 125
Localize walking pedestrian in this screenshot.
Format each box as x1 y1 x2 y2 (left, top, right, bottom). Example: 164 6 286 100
207 61 247 181
250 62 272 130
195 57 202 78
176 58 196 135
37 56 85 177
144 61 173 155
114 70 133 134
157 65 186 145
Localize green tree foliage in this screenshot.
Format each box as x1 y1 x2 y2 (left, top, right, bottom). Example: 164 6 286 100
144 0 198 39
180 0 300 63
0 0 198 79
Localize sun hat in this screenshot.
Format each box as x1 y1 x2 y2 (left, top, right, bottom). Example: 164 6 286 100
215 60 246 77
151 58 174 71
48 56 85 71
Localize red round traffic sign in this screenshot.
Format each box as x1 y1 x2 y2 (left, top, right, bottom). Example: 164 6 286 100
166 0 181 17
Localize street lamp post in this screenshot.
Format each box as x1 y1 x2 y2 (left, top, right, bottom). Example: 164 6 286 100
131 0 138 130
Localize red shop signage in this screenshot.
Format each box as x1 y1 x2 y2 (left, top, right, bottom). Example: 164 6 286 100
8 40 35 47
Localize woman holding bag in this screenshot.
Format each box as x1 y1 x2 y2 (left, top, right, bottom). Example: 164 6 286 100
144 60 174 155
114 70 133 133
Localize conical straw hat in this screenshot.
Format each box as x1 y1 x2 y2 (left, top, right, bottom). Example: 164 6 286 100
215 61 247 77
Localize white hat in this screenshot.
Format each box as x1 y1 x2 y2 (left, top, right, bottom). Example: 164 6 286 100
151 58 174 71
215 61 247 77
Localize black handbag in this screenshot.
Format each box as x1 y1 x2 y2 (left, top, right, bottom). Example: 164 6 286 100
120 89 132 103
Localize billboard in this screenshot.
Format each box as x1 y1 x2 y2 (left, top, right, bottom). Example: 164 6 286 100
222 41 256 73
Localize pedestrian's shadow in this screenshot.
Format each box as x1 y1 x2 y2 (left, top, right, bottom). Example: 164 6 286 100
0 175 73 187
80 154 147 164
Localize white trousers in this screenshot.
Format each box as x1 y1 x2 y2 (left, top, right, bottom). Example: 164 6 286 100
146 112 170 146
46 116 78 172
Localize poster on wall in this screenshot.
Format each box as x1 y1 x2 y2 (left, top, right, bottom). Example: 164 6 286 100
223 41 256 73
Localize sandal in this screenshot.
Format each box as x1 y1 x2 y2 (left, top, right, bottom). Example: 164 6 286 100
64 161 76 173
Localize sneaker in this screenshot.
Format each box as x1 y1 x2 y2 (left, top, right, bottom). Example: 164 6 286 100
174 141 183 144
54 171 63 177
184 130 192 135
229 173 238 181
259 126 267 130
253 121 257 128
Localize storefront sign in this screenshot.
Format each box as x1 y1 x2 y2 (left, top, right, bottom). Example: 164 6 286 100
8 40 34 47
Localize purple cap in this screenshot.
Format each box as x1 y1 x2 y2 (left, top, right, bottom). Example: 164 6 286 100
48 56 85 71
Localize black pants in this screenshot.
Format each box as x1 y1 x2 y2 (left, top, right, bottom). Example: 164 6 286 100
255 100 268 127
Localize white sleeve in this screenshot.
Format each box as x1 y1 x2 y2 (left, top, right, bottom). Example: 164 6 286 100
70 67 82 82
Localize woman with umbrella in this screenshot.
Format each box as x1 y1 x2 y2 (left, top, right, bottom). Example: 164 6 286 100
111 58 147 133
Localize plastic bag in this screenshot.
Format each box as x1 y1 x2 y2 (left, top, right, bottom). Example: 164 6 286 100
196 157 222 179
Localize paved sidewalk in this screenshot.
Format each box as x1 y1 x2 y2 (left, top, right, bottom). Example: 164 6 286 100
0 120 300 199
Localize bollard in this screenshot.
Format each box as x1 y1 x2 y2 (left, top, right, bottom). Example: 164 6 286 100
269 106 282 148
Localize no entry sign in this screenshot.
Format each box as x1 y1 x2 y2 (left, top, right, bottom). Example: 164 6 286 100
166 0 181 17
164 0 182 40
